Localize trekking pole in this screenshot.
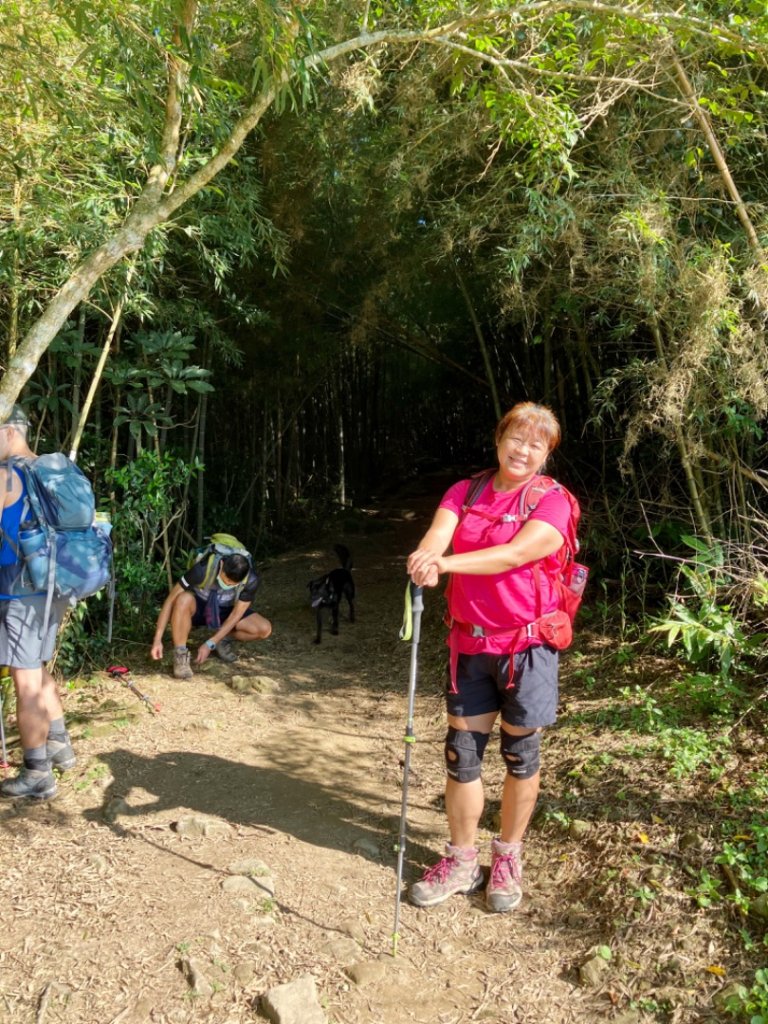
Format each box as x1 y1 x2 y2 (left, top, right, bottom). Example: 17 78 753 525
0 688 8 770
107 666 160 714
392 580 424 957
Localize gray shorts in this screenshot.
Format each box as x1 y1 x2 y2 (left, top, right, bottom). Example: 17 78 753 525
446 646 559 728
0 596 67 669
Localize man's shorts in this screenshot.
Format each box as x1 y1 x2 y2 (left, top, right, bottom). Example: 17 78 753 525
190 594 257 629
0 596 68 669
446 646 559 728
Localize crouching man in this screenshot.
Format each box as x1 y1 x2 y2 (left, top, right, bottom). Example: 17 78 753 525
151 551 271 679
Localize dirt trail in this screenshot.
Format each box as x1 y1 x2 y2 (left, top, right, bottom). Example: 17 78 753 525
0 486 728 1024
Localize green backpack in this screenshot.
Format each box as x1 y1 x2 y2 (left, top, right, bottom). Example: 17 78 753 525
188 533 251 595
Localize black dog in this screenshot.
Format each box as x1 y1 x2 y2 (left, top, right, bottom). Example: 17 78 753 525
308 544 355 644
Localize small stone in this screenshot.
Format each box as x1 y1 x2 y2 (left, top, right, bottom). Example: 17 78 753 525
260 975 325 1024
320 937 360 961
250 675 278 694
228 857 272 877
578 955 610 988
227 676 253 694
222 874 275 897
174 814 232 838
179 956 213 998
234 963 256 987
345 961 387 987
226 674 278 694
339 919 366 944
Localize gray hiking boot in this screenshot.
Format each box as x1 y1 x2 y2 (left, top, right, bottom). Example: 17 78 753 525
47 732 76 771
0 766 57 801
408 844 483 908
215 637 238 663
215 638 239 663
173 647 194 680
486 838 523 913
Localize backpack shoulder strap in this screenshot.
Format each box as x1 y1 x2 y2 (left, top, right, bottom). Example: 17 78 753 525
461 469 495 514
518 474 560 516
200 552 221 591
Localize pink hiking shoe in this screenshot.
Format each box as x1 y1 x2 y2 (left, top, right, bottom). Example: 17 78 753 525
408 844 484 908
486 837 523 913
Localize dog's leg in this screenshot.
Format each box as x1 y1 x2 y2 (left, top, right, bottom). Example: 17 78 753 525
314 606 323 644
330 600 340 635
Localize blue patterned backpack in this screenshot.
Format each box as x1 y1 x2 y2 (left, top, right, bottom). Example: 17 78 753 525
12 454 113 628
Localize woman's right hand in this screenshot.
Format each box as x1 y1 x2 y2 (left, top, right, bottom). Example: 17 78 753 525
150 641 163 661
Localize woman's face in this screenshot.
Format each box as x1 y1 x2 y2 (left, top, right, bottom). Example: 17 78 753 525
496 426 550 486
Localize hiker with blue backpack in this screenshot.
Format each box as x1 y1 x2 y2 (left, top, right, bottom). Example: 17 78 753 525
151 535 271 679
405 402 586 913
0 406 78 801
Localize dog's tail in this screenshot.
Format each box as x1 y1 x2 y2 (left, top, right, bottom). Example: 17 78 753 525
334 543 352 570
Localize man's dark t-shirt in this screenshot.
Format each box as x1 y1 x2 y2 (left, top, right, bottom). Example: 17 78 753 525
179 561 260 609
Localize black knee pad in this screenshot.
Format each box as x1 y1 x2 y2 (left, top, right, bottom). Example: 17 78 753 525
500 730 541 779
444 727 490 783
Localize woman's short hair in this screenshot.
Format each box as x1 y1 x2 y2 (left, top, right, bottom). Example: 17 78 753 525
494 402 561 452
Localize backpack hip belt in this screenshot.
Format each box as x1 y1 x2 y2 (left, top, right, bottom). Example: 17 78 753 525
445 613 572 693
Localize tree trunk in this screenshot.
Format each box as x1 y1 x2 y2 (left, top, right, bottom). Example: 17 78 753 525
455 260 501 420
649 315 713 542
670 50 762 256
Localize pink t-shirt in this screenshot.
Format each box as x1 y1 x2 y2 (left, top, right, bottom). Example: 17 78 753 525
439 475 571 655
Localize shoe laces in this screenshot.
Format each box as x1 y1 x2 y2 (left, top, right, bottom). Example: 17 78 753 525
490 849 522 888
422 854 463 884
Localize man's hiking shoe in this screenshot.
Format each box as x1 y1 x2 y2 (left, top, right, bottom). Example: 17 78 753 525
173 647 194 680
0 766 57 801
408 844 483 908
486 838 523 913
47 732 76 771
215 637 238 663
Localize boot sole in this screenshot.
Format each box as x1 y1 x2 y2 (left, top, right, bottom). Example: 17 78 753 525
486 890 523 913
1 783 58 801
51 756 77 771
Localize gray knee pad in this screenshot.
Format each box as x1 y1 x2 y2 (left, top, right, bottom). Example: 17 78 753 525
444 727 490 783
500 730 541 779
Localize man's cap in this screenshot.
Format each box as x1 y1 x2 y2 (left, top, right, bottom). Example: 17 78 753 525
0 405 29 427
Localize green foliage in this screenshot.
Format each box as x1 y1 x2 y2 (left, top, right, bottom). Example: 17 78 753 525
649 539 767 679
724 969 768 1024
106 450 200 633
55 599 113 676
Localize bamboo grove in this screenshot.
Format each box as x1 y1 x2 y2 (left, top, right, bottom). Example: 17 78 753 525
1 0 767 651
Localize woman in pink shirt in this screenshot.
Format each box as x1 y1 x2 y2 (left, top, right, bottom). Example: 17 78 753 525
406 402 571 913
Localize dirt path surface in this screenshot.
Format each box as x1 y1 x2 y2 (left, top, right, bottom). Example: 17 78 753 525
0 487 733 1024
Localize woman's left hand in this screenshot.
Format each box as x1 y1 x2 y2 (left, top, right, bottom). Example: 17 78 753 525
408 550 445 587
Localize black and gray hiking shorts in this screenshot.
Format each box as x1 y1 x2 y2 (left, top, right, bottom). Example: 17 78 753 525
0 595 68 669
